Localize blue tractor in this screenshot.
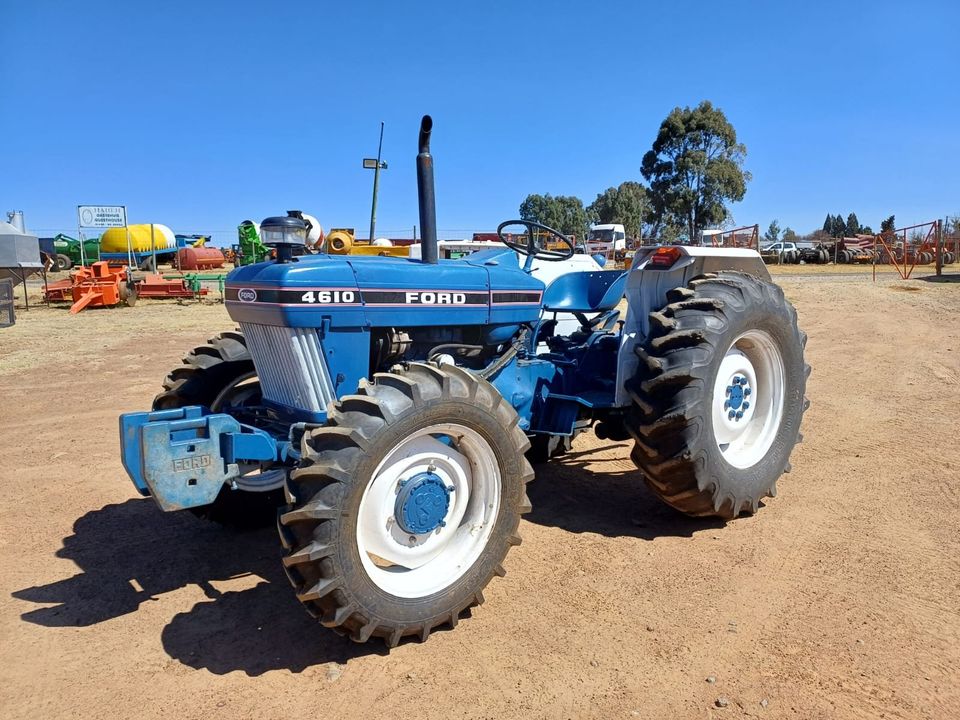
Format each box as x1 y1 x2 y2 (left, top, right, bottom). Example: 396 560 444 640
120 116 809 646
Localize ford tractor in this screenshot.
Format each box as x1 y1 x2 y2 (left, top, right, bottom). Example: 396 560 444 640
120 116 809 647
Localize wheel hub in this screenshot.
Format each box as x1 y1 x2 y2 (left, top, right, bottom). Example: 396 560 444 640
711 330 786 470
356 426 501 598
395 471 452 535
723 375 753 421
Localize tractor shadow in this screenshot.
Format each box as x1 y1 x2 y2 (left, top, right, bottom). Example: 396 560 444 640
918 273 960 283
13 446 723 674
525 441 726 539
11 498 383 675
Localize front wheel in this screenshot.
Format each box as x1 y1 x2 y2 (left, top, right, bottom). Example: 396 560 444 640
279 362 533 646
626 272 809 519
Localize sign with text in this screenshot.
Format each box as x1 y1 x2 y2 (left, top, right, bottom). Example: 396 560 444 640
77 205 127 228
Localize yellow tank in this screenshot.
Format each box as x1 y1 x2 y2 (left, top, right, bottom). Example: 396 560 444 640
327 229 355 254
347 245 410 257
99 224 176 253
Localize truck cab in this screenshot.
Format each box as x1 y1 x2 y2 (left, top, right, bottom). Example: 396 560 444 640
587 224 627 255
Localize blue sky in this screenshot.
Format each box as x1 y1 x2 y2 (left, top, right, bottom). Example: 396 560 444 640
3 1 958 245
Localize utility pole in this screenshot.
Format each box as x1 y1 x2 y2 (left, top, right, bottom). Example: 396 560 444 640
363 122 387 243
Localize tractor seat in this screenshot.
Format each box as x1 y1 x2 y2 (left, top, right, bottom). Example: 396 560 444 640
541 270 628 313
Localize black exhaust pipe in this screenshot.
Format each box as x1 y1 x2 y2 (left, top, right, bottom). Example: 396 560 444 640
417 115 438 264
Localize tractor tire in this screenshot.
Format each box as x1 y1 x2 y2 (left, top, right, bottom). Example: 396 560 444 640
152 330 285 527
279 362 533 646
55 254 72 271
625 272 809 519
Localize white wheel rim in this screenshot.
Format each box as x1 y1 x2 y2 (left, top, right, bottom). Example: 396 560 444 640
711 330 785 469
357 423 501 598
211 373 286 492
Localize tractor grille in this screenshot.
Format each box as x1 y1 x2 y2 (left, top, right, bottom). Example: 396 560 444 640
239 322 336 414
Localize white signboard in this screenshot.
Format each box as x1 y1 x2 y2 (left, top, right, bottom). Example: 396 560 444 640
77 205 127 228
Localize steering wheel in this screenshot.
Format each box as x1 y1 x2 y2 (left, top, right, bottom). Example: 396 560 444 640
497 220 574 269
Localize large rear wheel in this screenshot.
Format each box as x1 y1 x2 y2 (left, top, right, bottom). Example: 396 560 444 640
279 362 533 646
626 272 809 519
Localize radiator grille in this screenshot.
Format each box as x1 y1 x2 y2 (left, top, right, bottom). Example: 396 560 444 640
240 322 336 414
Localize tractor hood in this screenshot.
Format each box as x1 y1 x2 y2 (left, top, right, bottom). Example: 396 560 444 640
224 248 544 329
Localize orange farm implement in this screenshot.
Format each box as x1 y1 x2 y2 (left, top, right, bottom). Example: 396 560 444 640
874 220 956 280
44 262 208 312
44 262 137 314
135 274 208 300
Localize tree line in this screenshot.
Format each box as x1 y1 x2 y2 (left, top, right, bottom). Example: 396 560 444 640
519 101 750 242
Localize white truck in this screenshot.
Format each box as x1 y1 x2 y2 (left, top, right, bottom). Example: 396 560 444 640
587 224 627 256
759 241 802 264
760 241 799 254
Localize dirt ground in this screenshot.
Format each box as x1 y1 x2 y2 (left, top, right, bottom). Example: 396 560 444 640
1 272 958 720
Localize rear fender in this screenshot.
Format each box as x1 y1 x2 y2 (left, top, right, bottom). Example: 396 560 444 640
632 245 770 280
613 246 771 407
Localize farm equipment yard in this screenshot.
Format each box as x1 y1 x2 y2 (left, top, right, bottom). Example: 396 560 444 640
6 4 960 718
1 272 957 719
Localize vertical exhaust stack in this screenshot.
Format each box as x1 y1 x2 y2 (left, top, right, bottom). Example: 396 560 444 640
417 115 438 264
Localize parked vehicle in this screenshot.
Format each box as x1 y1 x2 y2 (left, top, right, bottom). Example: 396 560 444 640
760 241 802 264
587 223 627 259
119 116 809 647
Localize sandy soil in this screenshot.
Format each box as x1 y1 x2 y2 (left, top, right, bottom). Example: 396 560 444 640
1 273 958 720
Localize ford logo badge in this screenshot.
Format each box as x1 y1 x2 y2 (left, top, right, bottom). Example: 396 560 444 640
238 288 257 303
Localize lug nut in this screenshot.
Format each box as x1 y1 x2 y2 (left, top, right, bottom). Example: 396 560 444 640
728 410 736 419
742 401 750 410
736 411 744 420
744 387 752 396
